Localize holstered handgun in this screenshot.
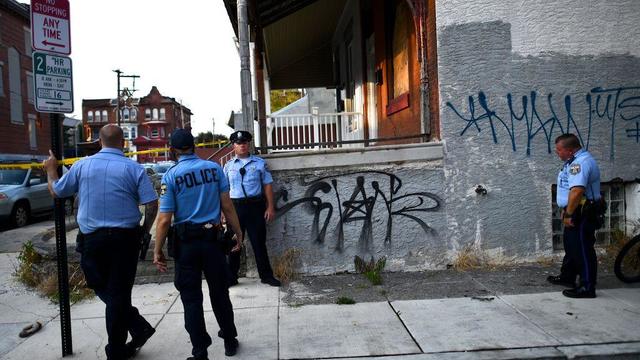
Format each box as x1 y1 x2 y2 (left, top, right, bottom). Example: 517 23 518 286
139 231 152 260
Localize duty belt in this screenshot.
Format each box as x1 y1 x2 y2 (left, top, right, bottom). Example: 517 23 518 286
232 196 264 204
174 221 222 232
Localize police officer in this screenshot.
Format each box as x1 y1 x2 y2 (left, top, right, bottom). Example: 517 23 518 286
43 124 158 360
153 129 244 360
223 130 281 287
548 133 601 298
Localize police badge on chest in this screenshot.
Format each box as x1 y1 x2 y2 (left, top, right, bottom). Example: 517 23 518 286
569 164 581 175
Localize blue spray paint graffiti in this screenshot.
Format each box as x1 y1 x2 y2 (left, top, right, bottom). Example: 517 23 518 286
446 86 640 158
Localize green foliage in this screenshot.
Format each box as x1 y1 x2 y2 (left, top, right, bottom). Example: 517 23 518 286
270 89 304 113
195 132 229 146
354 255 386 285
336 296 356 305
15 241 42 287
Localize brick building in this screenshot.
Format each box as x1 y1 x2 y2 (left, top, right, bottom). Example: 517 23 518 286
81 86 192 162
0 0 52 162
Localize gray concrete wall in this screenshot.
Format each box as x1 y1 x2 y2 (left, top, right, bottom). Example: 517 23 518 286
436 0 640 256
268 161 446 274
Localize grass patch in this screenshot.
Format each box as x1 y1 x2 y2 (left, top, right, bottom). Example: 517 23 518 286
336 296 356 305
273 248 301 285
354 256 386 285
602 229 630 266
14 241 93 304
451 244 514 271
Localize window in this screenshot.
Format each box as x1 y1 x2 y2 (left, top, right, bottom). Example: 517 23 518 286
87 111 93 122
131 108 137 120
96 110 102 123
26 72 34 104
145 108 151 120
23 27 32 57
92 128 100 140
152 108 159 120
102 110 108 122
390 1 410 99
8 47 23 124
123 108 130 121
130 127 136 139
160 127 165 138
29 168 46 185
160 108 166 120
28 114 37 149
151 129 159 138
552 182 626 250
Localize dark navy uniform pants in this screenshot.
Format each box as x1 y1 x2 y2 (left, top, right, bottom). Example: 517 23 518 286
229 199 274 280
175 227 237 359
561 213 598 290
80 227 152 360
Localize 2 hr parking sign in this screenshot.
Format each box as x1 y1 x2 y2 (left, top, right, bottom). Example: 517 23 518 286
32 51 74 113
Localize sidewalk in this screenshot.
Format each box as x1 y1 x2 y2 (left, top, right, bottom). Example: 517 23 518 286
1 251 639 359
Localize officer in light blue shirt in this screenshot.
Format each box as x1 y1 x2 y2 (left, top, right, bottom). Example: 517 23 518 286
549 133 601 299
223 130 281 287
43 124 158 360
153 129 243 360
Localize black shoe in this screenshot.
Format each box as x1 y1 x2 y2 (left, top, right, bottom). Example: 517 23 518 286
186 356 208 360
125 326 156 357
224 338 239 356
228 278 239 287
562 286 596 299
547 275 575 287
261 277 281 287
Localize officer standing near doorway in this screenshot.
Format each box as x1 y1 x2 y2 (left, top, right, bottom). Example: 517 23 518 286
43 124 157 360
154 129 244 360
224 130 281 287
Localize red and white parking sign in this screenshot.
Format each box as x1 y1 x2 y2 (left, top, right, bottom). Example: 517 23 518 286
30 0 71 55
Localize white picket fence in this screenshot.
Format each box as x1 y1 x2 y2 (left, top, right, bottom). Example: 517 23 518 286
266 112 364 152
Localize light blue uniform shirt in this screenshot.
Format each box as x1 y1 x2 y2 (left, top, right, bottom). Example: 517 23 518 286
556 149 601 207
223 155 273 199
159 154 229 224
52 148 157 234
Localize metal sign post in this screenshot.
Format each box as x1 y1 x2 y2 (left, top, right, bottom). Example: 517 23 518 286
50 113 73 356
31 0 73 356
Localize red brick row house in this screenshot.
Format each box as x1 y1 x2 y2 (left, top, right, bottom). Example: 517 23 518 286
81 86 192 162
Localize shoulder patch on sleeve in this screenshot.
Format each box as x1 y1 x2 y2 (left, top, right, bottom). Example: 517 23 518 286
160 184 167 196
569 164 581 175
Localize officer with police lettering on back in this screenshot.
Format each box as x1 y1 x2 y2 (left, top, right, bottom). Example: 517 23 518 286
43 124 158 360
153 129 244 360
223 130 281 287
548 133 602 298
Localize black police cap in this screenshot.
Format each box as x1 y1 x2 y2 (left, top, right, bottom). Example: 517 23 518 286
170 129 194 149
230 130 252 143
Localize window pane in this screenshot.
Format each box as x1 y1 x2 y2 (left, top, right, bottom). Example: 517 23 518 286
160 108 166 120
102 110 108 122
8 48 23 123
145 109 151 119
392 2 410 98
26 74 34 103
152 109 159 120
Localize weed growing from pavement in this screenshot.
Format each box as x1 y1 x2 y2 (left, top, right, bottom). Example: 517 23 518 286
336 296 356 305
451 244 515 271
354 256 386 285
14 241 93 304
273 248 301 285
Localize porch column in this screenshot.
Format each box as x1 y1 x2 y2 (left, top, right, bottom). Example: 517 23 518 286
237 0 254 135
254 33 268 153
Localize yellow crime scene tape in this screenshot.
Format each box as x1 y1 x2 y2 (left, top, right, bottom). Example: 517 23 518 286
0 139 229 170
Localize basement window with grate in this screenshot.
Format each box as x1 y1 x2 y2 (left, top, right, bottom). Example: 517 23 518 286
552 182 626 250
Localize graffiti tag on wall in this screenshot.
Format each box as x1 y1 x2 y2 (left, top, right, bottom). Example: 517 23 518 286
446 86 640 158
275 171 441 251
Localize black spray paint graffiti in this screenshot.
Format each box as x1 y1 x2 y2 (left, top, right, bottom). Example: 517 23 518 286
275 171 441 251
446 86 640 158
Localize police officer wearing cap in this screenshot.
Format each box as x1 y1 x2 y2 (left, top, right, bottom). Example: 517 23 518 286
224 130 281 287
548 133 601 298
43 124 158 360
154 129 244 360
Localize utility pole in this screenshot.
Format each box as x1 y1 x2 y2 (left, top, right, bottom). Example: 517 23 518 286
237 0 254 137
113 69 140 126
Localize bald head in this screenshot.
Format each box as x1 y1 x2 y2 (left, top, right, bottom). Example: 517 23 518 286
99 124 124 149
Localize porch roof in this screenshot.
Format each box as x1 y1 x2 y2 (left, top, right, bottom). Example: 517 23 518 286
223 0 346 89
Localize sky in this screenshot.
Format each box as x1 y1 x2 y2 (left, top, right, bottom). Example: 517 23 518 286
22 0 242 136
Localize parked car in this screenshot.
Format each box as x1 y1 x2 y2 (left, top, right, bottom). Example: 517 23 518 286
152 161 174 180
0 168 52 227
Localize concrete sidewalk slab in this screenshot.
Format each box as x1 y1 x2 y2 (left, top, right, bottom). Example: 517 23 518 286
340 347 566 359
391 297 560 353
502 291 640 344
0 220 54 253
601 288 640 309
2 315 163 360
278 302 420 359
140 307 279 360
168 278 280 313
70 283 179 320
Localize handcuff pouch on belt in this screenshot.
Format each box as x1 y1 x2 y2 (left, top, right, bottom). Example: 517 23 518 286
580 193 607 230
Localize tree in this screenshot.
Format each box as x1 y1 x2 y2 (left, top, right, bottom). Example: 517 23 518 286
195 132 229 147
270 89 304 113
